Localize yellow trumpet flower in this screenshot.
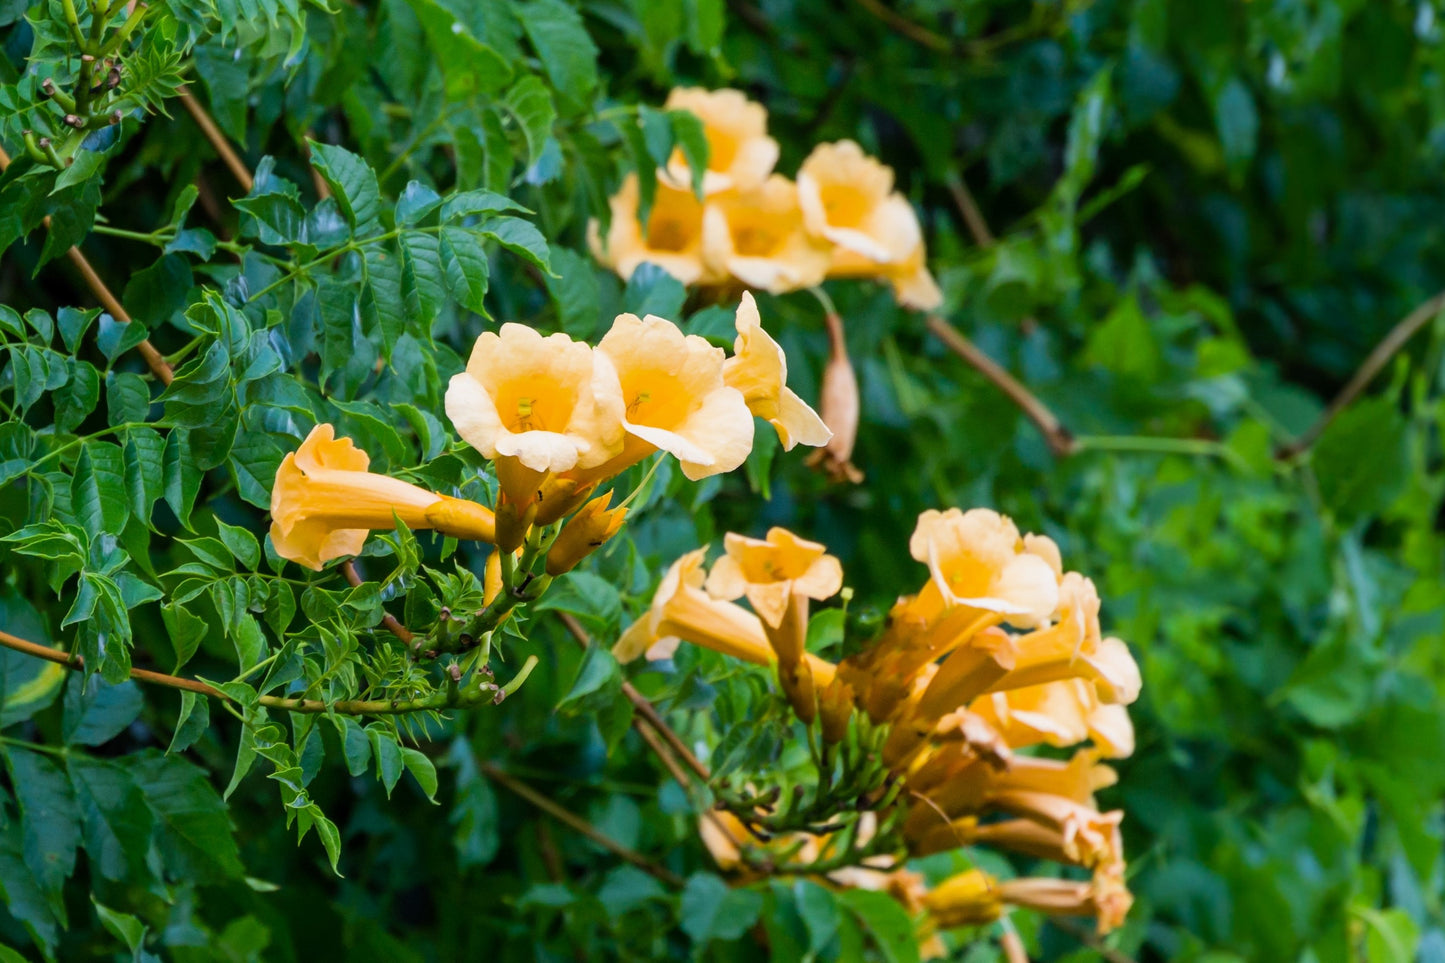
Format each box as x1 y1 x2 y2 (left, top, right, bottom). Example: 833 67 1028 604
700 176 832 293
445 323 625 512
591 312 755 481
661 87 779 196
909 508 1061 629
269 425 496 571
797 141 942 310
722 292 832 451
589 174 718 286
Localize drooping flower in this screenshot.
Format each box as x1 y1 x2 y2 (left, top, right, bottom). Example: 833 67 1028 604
589 174 716 286
590 313 755 481
661 87 779 196
909 508 1060 628
722 292 832 451
805 310 864 483
971 679 1136 758
705 527 843 633
270 425 496 571
444 324 624 512
701 176 832 293
797 141 942 310
614 548 838 690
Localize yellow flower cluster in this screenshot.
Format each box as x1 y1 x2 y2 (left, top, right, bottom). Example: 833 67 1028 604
590 88 943 309
267 296 830 570
616 508 1140 940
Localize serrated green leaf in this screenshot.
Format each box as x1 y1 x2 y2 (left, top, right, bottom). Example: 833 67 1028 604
308 141 383 233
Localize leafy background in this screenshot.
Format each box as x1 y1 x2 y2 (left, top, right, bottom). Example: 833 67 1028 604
3 0 1445 961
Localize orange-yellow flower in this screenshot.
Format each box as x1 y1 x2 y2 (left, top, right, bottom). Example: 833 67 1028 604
661 87 779 196
544 494 627 576
722 292 832 451
798 141 942 310
614 547 838 691
971 679 1136 758
701 176 832 293
445 324 624 510
705 527 843 631
909 508 1060 628
922 869 1003 929
592 313 754 480
589 174 717 286
985 574 1142 706
613 548 774 665
269 425 496 571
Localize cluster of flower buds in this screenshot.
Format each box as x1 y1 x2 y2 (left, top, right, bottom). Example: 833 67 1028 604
618 508 1141 944
590 88 942 310
267 295 830 575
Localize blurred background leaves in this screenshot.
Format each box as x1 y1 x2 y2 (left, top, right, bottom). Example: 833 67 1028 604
3 0 1445 961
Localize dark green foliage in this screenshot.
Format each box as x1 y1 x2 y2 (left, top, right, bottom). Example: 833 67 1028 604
4 1 1445 962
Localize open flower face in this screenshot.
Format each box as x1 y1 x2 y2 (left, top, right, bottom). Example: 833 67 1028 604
799 141 943 310
614 548 774 665
705 526 843 627
589 174 715 286
722 293 832 451
662 87 779 196
701 176 832 293
269 425 496 570
595 313 754 480
909 508 1061 628
445 324 624 506
972 679 1135 758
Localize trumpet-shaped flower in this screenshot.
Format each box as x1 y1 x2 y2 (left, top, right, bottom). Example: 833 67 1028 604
971 679 1136 758
701 176 832 293
589 174 717 285
270 425 496 570
722 292 832 451
615 548 838 690
922 869 1004 929
593 313 754 480
798 141 942 310
445 324 624 509
705 527 842 631
661 87 779 196
909 508 1060 628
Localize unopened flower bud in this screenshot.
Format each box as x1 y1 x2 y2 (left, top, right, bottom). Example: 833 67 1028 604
805 312 864 484
533 476 596 527
545 496 627 576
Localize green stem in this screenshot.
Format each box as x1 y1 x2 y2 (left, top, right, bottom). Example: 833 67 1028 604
60 0 87 46
1072 434 1243 465
91 224 171 244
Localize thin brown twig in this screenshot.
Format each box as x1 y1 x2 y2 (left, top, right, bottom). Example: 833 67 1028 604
1276 290 1445 459
178 87 254 192
556 612 710 780
0 145 174 385
554 612 747 850
850 0 951 52
926 314 1076 456
945 171 995 248
342 560 415 644
480 760 686 887
0 628 447 715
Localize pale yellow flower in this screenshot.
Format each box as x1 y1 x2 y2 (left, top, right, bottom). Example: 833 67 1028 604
704 525 843 724
445 324 624 509
909 508 1061 628
985 574 1142 705
614 548 838 691
971 679 1136 758
593 313 754 481
798 141 942 310
269 425 496 571
722 292 832 450
613 548 775 665
701 176 832 293
705 527 843 630
662 87 779 196
589 174 716 286
922 869 1003 929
